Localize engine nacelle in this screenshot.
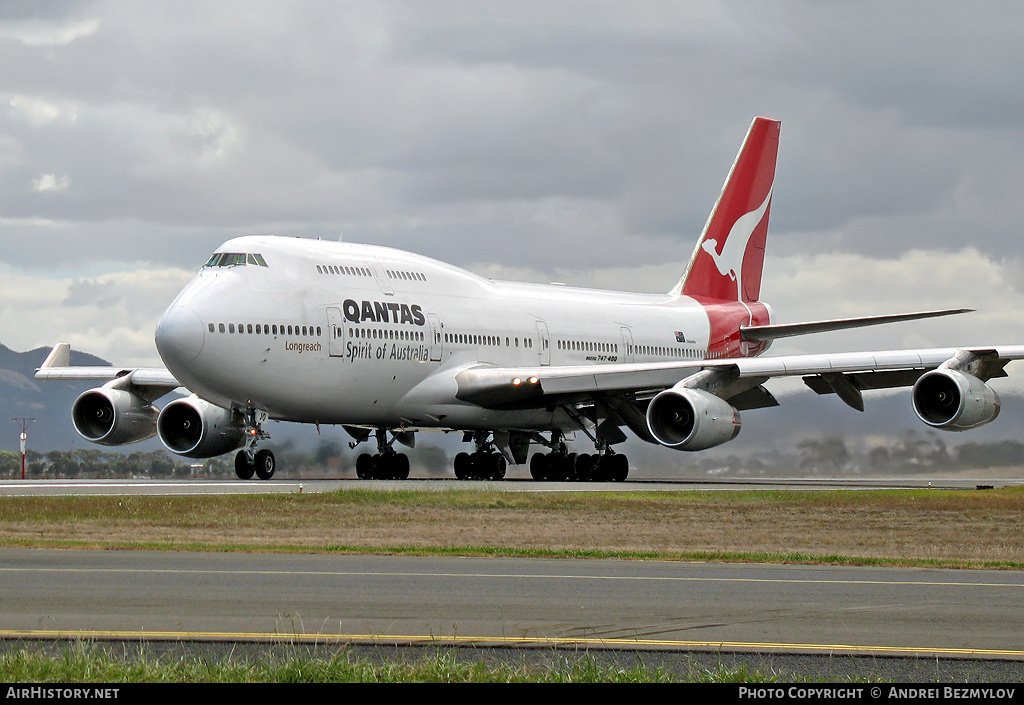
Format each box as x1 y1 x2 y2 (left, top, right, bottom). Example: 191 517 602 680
646 386 741 451
157 396 247 458
912 369 1000 431
72 388 158 446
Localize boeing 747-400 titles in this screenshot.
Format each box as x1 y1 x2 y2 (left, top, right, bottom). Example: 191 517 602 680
36 118 1024 480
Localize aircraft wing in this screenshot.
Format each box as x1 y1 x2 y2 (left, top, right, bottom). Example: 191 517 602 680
34 343 181 394
454 345 1024 412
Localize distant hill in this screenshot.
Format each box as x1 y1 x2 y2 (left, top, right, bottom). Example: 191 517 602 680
4 339 1024 468
0 343 164 454
0 341 323 457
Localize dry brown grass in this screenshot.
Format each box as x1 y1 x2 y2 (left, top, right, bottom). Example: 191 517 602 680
0 487 1022 567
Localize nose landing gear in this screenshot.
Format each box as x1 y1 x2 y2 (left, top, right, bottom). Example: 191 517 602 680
234 408 275 480
453 431 507 481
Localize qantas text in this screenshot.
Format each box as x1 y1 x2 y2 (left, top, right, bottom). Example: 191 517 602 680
344 299 425 326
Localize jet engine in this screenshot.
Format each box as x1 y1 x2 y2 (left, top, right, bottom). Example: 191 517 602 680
646 386 741 451
72 388 159 446
912 369 1000 431
157 396 247 458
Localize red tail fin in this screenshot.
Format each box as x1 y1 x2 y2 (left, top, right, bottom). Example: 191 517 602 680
673 117 780 302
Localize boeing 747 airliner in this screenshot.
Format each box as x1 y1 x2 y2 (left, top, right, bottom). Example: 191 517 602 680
36 118 1024 481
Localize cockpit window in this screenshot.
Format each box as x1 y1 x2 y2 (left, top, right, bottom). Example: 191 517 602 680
204 252 269 267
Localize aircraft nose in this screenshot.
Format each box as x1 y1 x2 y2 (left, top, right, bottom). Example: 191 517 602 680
155 305 206 366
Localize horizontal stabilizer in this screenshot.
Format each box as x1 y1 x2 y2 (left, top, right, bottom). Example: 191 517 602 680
740 309 973 342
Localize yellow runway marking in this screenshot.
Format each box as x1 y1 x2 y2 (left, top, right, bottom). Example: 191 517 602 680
0 628 1022 659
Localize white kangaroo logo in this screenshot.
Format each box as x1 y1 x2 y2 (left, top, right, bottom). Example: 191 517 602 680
700 186 773 297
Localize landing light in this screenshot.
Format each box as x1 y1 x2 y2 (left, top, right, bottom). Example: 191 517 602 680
512 377 522 386
528 376 539 385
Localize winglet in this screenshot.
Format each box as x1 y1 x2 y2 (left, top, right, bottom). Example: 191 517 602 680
39 343 71 370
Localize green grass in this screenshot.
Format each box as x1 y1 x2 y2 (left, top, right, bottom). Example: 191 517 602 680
0 642 848 683
0 486 1022 568
0 488 1010 683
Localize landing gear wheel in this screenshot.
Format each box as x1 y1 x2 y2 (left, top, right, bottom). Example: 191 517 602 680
609 454 629 481
454 452 472 480
234 451 255 480
483 452 506 480
530 453 549 481
547 453 570 481
574 453 597 481
386 453 410 480
356 453 374 479
356 452 410 480
254 449 276 480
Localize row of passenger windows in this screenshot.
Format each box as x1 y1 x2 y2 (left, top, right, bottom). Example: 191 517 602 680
204 318 720 359
559 340 618 354
349 327 425 342
627 344 703 358
208 322 322 337
317 264 372 277
314 263 429 282
444 333 535 348
556 339 710 359
387 269 427 282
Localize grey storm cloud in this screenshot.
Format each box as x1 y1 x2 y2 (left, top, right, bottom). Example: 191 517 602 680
0 2 1022 280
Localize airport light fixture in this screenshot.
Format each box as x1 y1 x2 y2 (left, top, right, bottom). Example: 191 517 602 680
12 418 35 480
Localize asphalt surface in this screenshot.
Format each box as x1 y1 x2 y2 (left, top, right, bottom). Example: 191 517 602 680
0 548 1021 682
0 475 1021 496
1 476 1022 682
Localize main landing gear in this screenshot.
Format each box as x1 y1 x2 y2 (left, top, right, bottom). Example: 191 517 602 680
345 427 628 483
529 451 628 482
355 429 411 480
234 408 275 480
453 432 507 481
528 430 629 482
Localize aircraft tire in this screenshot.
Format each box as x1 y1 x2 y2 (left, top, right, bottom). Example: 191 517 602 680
468 452 486 480
454 452 472 480
234 451 255 480
561 454 577 481
392 453 410 480
547 453 569 481
529 453 549 481
254 449 276 480
356 453 374 479
574 453 597 482
610 454 629 481
488 453 506 480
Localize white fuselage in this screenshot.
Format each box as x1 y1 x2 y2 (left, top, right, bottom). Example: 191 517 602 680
155 235 746 433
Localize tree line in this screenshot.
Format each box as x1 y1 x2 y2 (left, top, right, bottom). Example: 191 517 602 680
0 440 451 480
1 433 1021 480
685 431 1024 477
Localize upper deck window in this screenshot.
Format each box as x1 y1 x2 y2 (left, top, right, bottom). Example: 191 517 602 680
204 252 269 267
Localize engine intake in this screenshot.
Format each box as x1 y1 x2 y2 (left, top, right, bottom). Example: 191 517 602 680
646 386 741 451
72 388 158 446
157 396 246 458
912 369 1000 431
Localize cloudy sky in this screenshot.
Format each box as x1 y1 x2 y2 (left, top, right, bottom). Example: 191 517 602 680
3 0 1024 385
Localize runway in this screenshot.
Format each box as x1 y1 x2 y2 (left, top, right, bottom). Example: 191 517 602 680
0 548 1021 661
0 475 1020 496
